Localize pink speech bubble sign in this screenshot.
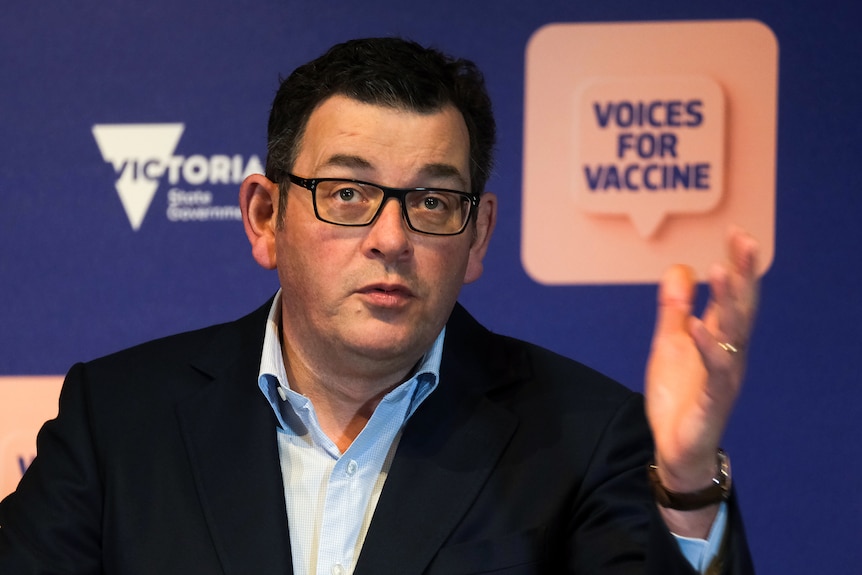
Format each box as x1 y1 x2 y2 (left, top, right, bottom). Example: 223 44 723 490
572 76 725 238
522 20 777 285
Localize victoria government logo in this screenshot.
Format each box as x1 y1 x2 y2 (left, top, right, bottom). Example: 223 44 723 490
92 124 263 231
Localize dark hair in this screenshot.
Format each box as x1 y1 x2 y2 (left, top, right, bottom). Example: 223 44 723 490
265 37 496 223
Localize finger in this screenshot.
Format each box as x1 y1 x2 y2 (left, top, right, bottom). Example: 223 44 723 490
704 268 748 349
691 315 742 366
725 227 760 307
688 317 742 434
655 264 697 337
707 229 760 345
727 226 759 281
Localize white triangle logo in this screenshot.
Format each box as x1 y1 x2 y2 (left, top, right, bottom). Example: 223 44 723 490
92 124 185 231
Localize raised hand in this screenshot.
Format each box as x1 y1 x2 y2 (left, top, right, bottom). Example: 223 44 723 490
645 228 759 534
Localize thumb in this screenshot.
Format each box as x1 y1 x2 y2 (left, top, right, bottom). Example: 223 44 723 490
654 264 697 338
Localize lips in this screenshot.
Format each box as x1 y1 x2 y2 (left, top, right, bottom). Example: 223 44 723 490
358 282 415 307
359 281 413 294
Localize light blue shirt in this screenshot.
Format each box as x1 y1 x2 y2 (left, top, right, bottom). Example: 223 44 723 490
257 294 725 574
258 294 440 575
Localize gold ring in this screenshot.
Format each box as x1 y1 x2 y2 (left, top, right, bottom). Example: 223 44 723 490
718 342 739 353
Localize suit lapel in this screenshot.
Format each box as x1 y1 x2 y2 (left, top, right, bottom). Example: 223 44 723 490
172 301 527 575
176 300 294 575
354 305 527 575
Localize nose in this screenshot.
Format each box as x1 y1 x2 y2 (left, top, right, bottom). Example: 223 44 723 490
361 198 412 263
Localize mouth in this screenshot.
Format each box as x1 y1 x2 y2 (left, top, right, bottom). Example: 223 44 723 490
360 283 414 296
358 283 415 307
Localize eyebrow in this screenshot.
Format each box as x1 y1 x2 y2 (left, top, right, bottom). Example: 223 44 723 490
321 154 373 171
321 154 469 190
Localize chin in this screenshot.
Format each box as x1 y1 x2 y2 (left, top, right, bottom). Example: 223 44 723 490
346 326 433 360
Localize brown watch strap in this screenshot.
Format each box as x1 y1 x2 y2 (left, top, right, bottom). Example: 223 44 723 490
648 449 731 510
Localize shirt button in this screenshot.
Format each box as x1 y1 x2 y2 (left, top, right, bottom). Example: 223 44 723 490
346 460 358 476
332 563 344 575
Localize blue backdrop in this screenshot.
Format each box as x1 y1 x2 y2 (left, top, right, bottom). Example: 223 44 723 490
2 1 860 572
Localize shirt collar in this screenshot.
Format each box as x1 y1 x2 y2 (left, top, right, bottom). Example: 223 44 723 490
257 290 443 431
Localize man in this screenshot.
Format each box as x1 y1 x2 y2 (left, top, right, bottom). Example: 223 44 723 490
0 38 758 574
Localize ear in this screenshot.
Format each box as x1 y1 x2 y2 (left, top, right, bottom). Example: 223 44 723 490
463 191 497 284
239 174 280 270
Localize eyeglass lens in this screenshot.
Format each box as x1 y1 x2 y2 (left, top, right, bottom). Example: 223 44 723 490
314 180 472 234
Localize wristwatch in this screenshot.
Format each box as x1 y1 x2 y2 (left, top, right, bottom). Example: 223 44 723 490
648 449 731 510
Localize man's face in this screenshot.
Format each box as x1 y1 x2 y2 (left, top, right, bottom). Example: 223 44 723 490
273 95 494 379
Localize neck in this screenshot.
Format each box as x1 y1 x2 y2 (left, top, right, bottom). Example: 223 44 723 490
280 332 420 453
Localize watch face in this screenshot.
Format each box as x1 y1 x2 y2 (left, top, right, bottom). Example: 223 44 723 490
717 449 732 491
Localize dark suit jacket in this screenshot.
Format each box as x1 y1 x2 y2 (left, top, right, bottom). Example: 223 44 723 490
0 300 754 574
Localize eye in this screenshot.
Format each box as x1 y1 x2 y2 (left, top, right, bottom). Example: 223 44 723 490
332 185 364 203
415 193 454 212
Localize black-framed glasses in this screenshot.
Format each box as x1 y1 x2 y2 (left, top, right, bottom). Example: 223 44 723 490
285 173 480 236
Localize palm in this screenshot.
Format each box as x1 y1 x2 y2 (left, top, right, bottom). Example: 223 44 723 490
645 230 758 488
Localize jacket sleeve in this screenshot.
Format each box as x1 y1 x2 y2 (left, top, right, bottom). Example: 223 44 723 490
568 393 754 574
